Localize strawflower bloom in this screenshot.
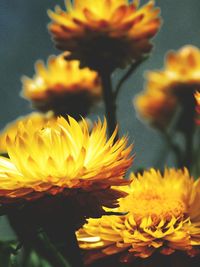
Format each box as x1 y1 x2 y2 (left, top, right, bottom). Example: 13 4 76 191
48 0 161 72
134 46 200 129
22 54 101 117
0 112 55 154
144 46 200 95
77 168 200 264
134 91 176 129
0 116 133 225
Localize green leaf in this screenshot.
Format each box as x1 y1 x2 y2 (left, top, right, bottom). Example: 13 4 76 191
0 241 18 267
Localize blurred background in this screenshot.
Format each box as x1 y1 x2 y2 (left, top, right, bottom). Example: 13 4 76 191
0 0 200 171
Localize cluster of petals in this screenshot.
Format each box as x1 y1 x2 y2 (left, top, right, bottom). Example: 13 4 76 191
144 46 200 96
0 112 55 154
134 45 200 128
22 54 101 116
134 91 176 128
77 168 200 263
48 0 161 70
0 116 133 203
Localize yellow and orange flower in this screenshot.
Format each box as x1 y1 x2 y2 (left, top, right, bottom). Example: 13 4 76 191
144 46 200 94
0 116 133 209
48 0 161 71
134 46 200 128
22 54 101 117
134 91 177 129
0 112 55 154
77 168 200 264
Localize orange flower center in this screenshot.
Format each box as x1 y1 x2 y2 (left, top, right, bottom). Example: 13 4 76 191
120 189 186 225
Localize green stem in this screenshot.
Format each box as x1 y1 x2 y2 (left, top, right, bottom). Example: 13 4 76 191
7 212 71 267
44 222 84 267
37 233 71 267
161 131 183 168
177 91 196 170
183 127 194 170
99 70 118 139
21 246 31 267
114 56 148 99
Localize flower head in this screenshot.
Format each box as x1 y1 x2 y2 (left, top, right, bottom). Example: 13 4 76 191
22 54 101 117
134 46 200 129
134 91 177 129
145 46 200 94
77 168 200 264
0 116 133 209
48 0 161 71
0 112 55 154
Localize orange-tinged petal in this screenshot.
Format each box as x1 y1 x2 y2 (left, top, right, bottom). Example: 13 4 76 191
0 116 133 203
48 0 161 71
77 169 200 263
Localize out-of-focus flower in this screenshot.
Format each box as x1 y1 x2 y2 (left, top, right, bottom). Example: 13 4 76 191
77 168 200 264
48 0 161 72
144 46 200 95
134 91 177 129
195 91 200 124
134 46 200 129
0 117 133 219
22 54 101 118
0 112 55 154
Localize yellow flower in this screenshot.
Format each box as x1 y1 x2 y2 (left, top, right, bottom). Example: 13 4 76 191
48 0 161 71
145 46 200 94
77 168 200 264
134 91 177 129
0 112 55 154
134 46 200 129
0 116 133 208
22 54 101 117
